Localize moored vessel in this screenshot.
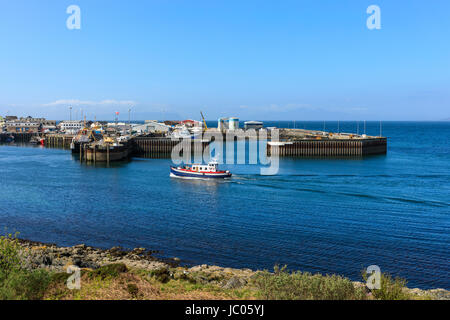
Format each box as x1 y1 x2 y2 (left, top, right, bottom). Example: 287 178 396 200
30 136 45 146
70 127 103 154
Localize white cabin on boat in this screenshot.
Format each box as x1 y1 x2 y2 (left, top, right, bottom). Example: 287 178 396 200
191 161 219 172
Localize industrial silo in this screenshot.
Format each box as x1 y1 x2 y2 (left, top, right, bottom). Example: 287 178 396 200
228 117 239 130
218 118 226 131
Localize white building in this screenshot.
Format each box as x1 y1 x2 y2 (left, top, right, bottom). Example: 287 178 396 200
58 121 84 134
133 121 171 134
244 121 263 130
6 121 41 133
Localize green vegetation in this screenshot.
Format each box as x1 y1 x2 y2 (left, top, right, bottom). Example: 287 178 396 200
88 263 128 280
0 235 435 300
0 234 51 300
126 283 139 298
362 271 412 300
148 267 171 283
251 265 367 300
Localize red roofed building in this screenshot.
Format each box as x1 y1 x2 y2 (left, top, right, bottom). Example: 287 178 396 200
180 119 203 128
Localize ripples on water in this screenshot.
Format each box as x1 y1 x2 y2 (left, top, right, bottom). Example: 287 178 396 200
0 122 449 289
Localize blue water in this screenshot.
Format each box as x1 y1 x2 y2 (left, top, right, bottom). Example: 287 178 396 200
1 121 449 289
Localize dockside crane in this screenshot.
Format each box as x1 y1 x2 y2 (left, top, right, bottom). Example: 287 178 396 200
200 111 208 132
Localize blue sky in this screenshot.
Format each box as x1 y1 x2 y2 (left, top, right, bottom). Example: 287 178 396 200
0 0 449 121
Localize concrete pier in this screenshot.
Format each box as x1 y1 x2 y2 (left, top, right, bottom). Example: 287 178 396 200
132 137 210 158
0 132 37 143
2 130 388 159
45 134 74 149
267 137 387 157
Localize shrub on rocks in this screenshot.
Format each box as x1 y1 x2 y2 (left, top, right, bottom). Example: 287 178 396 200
252 265 367 300
127 283 139 298
89 263 128 280
0 234 51 300
149 267 171 283
363 272 411 300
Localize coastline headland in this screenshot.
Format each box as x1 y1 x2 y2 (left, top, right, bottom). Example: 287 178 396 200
11 238 450 300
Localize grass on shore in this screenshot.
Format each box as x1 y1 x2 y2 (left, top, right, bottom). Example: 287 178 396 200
0 234 51 300
0 235 430 300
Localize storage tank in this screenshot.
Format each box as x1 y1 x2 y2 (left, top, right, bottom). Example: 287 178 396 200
228 117 239 130
218 118 226 131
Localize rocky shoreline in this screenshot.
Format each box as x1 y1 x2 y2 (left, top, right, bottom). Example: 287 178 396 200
15 239 450 300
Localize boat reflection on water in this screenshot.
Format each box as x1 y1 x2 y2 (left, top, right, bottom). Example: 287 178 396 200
70 153 132 168
169 173 229 199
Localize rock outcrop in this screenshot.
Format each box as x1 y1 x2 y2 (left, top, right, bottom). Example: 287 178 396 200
15 239 450 300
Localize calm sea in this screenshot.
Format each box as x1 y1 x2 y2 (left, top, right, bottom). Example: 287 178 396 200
0 121 449 289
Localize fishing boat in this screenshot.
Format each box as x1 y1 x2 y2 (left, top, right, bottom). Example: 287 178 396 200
170 160 232 179
171 126 194 139
30 136 45 146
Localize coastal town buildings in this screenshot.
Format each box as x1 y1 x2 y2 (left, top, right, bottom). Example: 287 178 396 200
180 119 203 128
6 120 41 133
133 120 171 134
5 116 18 121
4 116 56 133
58 120 84 134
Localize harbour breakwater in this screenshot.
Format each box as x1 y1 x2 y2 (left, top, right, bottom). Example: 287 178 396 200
267 138 387 157
1 131 388 159
14 239 450 300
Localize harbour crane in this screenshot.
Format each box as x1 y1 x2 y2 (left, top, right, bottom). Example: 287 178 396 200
200 111 208 132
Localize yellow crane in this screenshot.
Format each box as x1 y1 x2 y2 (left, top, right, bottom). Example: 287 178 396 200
200 111 208 132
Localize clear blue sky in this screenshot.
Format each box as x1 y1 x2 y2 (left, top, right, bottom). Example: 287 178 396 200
0 0 449 121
